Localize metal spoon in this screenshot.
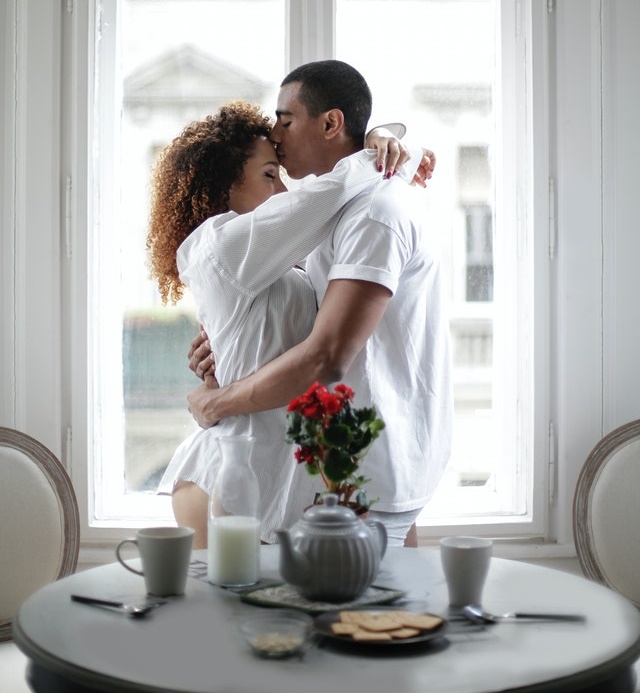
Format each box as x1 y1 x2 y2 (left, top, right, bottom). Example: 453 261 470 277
463 604 586 624
71 594 166 618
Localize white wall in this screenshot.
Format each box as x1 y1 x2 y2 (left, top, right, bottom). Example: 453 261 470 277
1 0 639 557
552 0 640 546
1 0 63 454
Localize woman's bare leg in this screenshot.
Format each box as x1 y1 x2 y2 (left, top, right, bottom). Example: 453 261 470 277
172 481 209 549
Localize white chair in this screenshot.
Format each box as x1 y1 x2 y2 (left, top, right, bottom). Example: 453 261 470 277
573 419 640 692
0 425 80 689
573 418 640 607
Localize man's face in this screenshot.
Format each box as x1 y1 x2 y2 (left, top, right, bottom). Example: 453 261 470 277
270 82 327 179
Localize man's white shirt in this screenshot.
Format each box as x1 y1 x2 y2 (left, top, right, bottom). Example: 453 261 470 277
297 169 454 515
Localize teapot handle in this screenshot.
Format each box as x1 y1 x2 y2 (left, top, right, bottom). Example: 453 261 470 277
365 519 388 559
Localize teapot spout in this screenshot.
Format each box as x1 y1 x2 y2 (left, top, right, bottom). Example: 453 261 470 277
275 528 311 588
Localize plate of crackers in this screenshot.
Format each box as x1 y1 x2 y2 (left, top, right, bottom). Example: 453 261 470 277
314 608 447 646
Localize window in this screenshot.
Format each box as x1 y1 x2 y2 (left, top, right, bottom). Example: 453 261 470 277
458 145 493 303
335 0 542 533
464 205 493 303
90 0 286 523
78 0 548 537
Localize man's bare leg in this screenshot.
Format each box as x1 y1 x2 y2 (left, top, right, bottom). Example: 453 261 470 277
404 523 418 548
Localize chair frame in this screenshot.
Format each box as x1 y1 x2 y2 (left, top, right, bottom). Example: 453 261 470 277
0 427 80 641
573 418 640 607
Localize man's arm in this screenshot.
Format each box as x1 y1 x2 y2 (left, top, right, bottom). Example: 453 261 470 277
187 279 391 428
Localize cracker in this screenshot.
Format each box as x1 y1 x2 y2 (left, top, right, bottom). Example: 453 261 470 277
396 614 443 630
381 610 409 621
331 622 360 635
351 629 392 641
356 614 402 632
339 611 366 623
389 627 421 639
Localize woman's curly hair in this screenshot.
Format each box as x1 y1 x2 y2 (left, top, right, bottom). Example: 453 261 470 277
146 100 274 304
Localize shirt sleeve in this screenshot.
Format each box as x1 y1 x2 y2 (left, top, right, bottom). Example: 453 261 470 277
327 214 412 296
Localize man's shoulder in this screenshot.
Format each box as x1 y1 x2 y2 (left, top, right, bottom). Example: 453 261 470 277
341 172 416 208
352 178 424 233
374 175 421 205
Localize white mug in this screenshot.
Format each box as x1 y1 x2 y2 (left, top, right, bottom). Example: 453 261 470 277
116 526 194 596
440 536 493 607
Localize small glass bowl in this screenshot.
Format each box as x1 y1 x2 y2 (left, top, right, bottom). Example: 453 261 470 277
237 609 313 658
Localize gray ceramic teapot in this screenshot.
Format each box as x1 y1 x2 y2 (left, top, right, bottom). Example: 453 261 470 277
275 494 388 602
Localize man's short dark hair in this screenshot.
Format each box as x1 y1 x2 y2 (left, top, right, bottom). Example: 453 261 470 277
281 60 372 145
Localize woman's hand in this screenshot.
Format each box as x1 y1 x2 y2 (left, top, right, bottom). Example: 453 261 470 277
365 126 410 178
365 127 437 188
188 326 216 381
187 326 221 428
412 149 436 188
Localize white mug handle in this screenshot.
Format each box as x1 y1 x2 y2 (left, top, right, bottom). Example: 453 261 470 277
115 538 144 576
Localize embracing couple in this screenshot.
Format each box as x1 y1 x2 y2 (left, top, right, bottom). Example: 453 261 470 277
146 59 453 550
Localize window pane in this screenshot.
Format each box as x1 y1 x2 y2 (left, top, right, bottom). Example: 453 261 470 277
94 0 285 518
92 0 536 529
336 0 524 522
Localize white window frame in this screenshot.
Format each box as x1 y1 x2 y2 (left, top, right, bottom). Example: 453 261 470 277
78 0 550 542
8 0 626 562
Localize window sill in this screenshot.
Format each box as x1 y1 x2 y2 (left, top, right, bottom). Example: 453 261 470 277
76 539 579 574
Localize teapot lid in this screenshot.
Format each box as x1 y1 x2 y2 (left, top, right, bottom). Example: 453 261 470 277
303 493 359 525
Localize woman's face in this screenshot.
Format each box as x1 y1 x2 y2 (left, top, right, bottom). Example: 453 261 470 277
228 137 287 214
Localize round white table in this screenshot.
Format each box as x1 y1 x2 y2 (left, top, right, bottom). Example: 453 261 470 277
13 546 640 693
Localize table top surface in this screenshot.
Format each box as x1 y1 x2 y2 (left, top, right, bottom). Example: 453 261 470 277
13 546 640 693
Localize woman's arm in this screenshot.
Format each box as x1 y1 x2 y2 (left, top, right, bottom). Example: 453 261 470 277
196 148 423 297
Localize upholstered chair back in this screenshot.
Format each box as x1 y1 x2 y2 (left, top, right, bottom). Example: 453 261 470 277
0 428 79 641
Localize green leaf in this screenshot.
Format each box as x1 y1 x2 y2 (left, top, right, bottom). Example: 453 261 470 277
322 423 352 448
323 448 358 482
369 418 385 436
286 412 323 447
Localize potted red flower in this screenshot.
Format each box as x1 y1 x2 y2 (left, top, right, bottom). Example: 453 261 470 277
285 382 385 512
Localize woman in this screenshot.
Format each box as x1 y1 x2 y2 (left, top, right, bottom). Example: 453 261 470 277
147 100 421 547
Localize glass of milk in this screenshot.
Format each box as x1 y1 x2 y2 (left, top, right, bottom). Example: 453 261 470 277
208 436 261 587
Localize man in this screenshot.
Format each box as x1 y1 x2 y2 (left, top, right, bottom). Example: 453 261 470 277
188 60 452 546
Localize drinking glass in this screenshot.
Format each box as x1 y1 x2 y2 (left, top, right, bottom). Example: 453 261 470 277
207 436 261 587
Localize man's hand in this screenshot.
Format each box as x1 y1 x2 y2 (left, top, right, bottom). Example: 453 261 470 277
412 149 436 188
188 327 215 381
187 376 221 429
